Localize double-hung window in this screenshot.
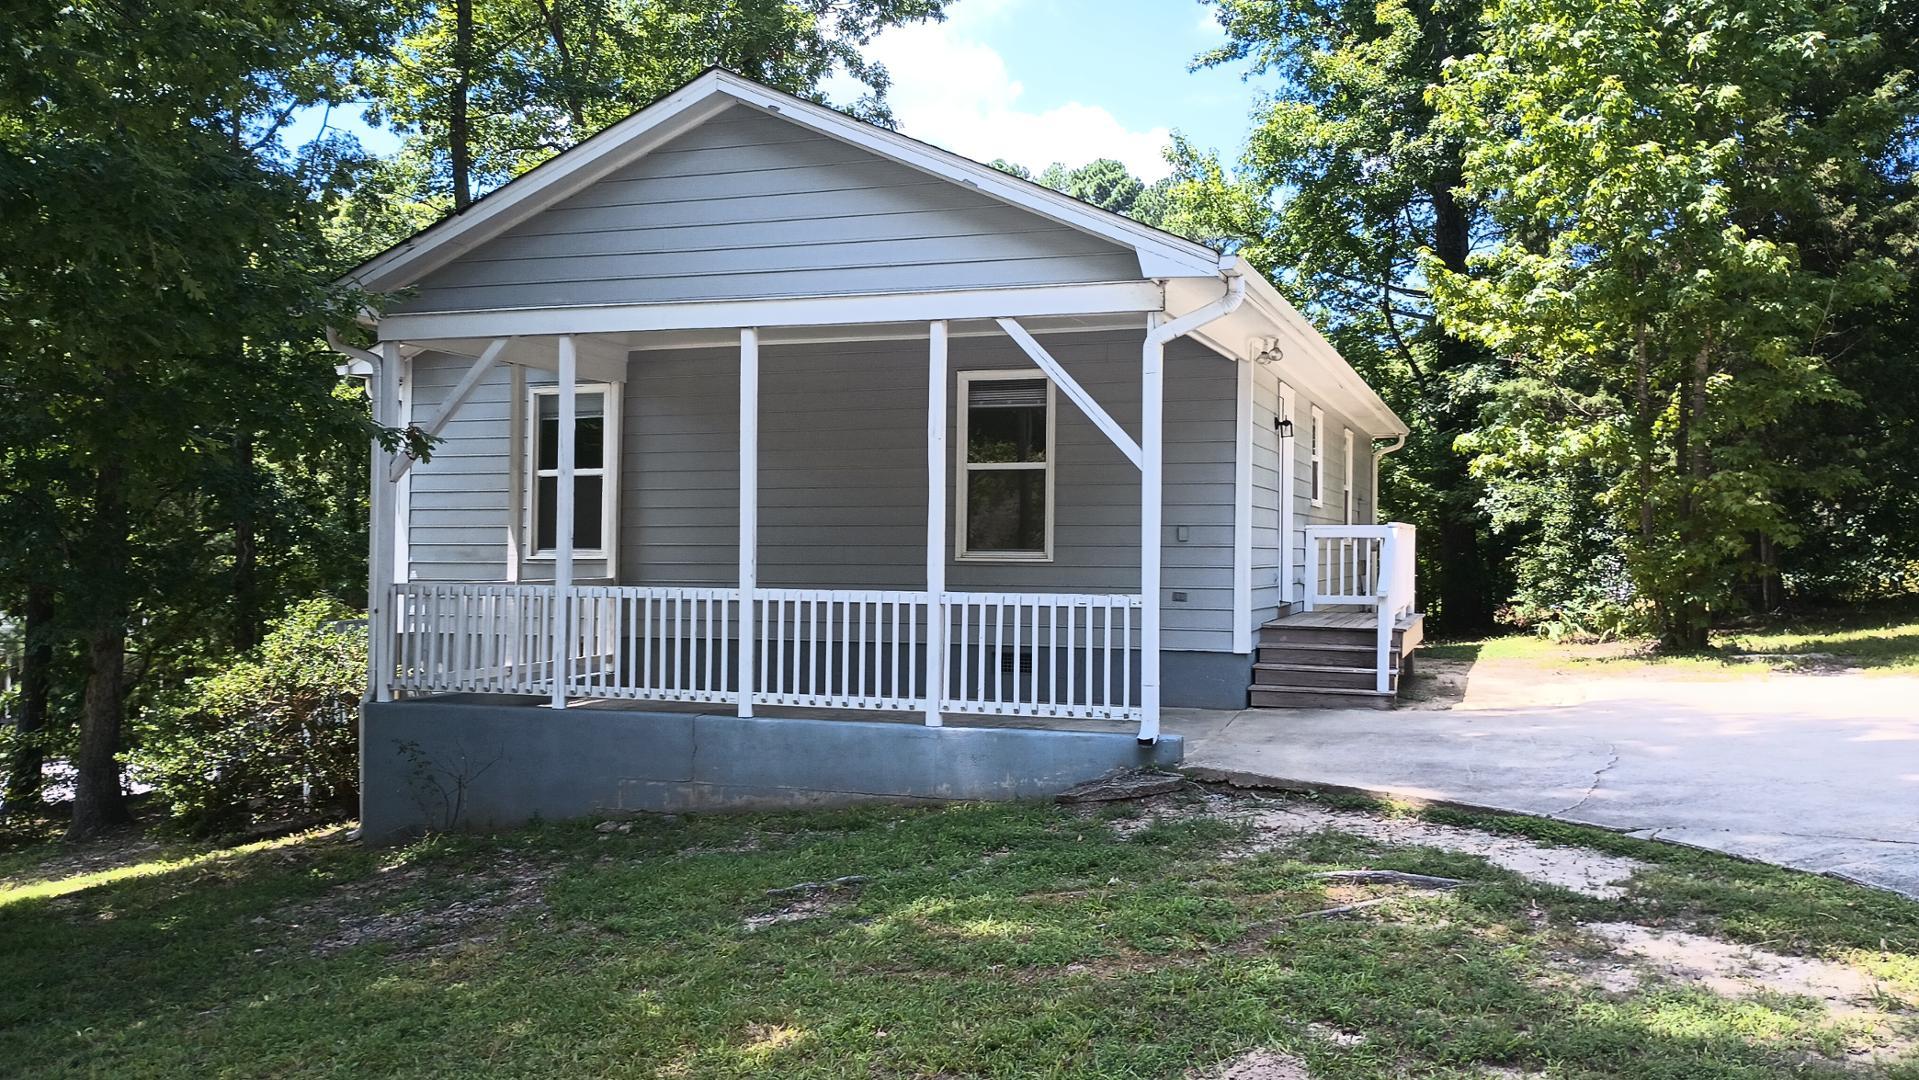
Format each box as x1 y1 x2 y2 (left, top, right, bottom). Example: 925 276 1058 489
957 371 1054 561
1309 405 1325 507
527 383 620 558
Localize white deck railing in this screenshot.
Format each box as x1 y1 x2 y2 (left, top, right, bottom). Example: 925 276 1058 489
1301 523 1418 692
388 584 1143 722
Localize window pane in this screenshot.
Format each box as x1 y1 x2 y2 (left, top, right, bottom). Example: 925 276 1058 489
967 380 1047 464
574 476 603 550
576 415 604 470
966 470 1045 553
537 415 558 472
535 475 558 551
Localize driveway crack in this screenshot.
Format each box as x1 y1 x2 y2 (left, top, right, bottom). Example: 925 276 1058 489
1555 743 1620 815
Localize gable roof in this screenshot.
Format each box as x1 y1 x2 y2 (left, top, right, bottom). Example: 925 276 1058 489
345 69 1232 295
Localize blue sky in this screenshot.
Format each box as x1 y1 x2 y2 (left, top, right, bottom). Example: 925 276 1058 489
287 0 1265 180
836 0 1264 180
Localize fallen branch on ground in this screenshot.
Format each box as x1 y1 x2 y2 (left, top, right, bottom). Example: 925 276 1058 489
1308 870 1465 889
765 875 869 897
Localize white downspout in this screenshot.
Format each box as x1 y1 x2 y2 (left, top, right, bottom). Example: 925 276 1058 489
326 326 380 378
1137 267 1247 745
1371 433 1406 525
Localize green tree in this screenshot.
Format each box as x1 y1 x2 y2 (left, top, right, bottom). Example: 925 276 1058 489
0 0 392 834
360 0 949 219
1168 0 1508 633
1431 0 1917 645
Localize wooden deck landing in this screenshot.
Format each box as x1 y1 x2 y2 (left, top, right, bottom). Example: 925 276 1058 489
1263 606 1379 631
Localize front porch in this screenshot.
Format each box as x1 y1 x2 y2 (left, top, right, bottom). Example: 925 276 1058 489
362 291 1247 742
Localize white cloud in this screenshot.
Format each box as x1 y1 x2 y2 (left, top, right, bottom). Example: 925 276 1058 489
845 5 1174 181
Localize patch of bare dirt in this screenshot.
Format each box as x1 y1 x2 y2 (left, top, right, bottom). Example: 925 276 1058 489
742 876 865 931
279 851 554 956
1190 1048 1311 1079
1556 922 1916 1063
1230 802 1647 899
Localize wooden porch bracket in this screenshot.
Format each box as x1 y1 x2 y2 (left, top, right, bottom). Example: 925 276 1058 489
388 338 509 483
994 318 1143 470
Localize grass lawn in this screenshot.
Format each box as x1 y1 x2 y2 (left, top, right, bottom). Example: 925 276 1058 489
1424 597 1919 674
3 792 1916 1079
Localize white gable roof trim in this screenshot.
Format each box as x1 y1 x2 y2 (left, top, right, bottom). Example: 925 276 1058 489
346 69 1230 295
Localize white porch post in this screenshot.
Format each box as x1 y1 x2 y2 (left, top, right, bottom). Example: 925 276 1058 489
737 327 759 717
923 320 948 727
366 342 403 703
549 336 578 710
1139 315 1164 743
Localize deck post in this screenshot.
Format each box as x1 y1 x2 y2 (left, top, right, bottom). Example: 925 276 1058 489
366 341 403 703
737 327 759 717
923 320 948 727
1139 314 1163 743
549 336 577 710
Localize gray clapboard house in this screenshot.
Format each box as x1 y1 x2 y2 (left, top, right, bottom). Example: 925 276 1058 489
336 71 1418 835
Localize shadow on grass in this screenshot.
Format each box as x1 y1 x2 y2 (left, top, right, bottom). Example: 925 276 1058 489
0 799 1909 1077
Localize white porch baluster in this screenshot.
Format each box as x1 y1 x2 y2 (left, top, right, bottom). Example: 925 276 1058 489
549 336 577 709
923 320 948 727
737 327 759 717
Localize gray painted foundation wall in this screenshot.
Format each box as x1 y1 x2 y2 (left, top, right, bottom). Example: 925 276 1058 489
360 698 1183 841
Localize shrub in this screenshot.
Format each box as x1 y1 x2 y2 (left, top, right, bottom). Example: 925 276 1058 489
133 599 364 832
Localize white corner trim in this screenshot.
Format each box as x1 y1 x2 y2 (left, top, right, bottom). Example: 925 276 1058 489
1231 354 1254 655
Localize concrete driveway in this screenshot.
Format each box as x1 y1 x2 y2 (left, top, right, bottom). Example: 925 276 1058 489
1168 665 1919 898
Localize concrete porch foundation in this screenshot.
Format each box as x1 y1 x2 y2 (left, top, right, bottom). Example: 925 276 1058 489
360 696 1183 842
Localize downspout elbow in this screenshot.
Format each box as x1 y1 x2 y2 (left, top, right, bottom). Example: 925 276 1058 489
1149 270 1246 344
1371 433 1407 525
327 326 380 378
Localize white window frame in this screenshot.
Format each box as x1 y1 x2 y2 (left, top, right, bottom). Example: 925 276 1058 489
524 381 622 561
1343 427 1356 524
955 369 1056 562
1309 405 1325 508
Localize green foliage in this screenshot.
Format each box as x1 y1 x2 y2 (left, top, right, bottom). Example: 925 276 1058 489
133 601 366 833
1173 0 1511 633
1431 0 1919 646
353 0 950 229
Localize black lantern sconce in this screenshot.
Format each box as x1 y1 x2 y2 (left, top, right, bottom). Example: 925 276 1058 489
1275 417 1295 438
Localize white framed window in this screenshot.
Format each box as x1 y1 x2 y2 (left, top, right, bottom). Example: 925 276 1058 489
1343 427 1356 523
956 370 1054 561
1309 405 1325 507
525 382 621 558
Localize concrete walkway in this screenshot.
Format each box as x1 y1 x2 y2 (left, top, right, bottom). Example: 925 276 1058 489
1167 668 1919 898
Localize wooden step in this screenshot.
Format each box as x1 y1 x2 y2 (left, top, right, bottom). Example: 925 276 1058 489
1249 685 1398 710
1257 642 1400 667
1259 624 1408 648
1252 662 1381 690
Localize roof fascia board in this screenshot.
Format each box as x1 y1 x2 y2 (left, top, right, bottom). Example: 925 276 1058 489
711 73 1225 279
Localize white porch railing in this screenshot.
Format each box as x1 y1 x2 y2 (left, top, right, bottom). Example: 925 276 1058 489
388 584 1143 722
1301 523 1418 692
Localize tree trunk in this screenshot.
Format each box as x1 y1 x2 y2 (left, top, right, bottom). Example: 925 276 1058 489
450 0 474 210
233 434 260 652
4 584 54 814
68 458 132 839
534 0 587 130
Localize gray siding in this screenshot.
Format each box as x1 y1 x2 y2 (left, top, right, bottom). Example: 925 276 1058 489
1246 361 1378 625
401 330 1241 652
391 105 1143 313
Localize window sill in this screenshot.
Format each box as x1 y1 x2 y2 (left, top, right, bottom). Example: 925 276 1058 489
956 552 1053 564
524 552 611 562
